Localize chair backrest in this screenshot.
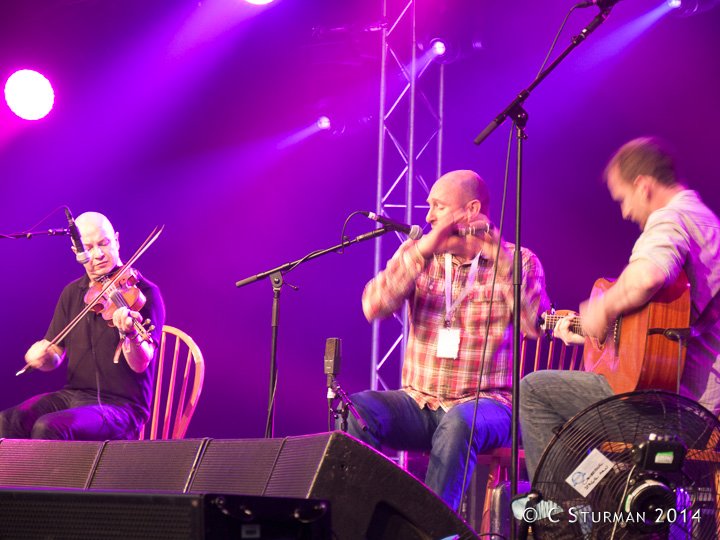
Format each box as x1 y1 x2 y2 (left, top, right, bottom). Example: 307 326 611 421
139 325 205 440
401 332 582 470
520 332 584 376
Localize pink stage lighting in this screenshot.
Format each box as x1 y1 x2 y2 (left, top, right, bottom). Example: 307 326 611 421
245 0 275 5
669 0 720 15
4 69 55 121
316 115 331 130
431 39 447 57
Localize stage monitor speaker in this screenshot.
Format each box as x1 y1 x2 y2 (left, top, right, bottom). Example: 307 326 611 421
0 433 477 539
88 438 207 492
190 432 478 540
0 489 331 539
189 437 284 496
0 439 102 489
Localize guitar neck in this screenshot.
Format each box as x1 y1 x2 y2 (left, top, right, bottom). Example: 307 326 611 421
543 314 585 337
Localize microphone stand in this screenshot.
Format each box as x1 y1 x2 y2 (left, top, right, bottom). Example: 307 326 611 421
472 8 614 540
0 229 69 240
235 226 395 438
473 9 611 146
327 374 368 433
647 327 693 394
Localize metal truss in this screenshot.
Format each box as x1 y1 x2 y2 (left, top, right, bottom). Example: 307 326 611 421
371 0 445 394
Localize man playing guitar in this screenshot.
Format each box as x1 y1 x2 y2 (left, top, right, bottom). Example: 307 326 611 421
519 136 720 481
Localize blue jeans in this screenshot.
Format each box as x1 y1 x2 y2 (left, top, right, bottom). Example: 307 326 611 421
519 370 613 480
0 389 141 440
345 389 512 512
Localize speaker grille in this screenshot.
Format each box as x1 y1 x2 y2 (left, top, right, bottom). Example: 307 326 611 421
264 433 331 498
89 439 206 491
0 434 479 539
0 489 203 539
189 438 283 495
0 439 102 488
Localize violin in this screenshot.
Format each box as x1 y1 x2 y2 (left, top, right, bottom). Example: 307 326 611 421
84 267 153 342
15 225 164 376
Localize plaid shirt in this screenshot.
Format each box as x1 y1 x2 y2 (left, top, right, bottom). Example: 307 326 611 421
362 240 549 411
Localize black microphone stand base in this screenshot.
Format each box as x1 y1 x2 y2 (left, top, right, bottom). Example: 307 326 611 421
327 375 368 434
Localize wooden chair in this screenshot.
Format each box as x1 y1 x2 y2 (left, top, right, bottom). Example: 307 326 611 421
139 325 205 440
475 334 583 534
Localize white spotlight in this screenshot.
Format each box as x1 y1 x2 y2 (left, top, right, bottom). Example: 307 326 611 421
431 39 447 57
316 116 331 130
4 69 55 121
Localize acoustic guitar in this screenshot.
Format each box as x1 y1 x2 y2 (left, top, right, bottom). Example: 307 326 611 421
541 272 691 394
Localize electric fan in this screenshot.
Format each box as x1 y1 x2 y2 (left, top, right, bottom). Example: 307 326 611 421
530 390 719 540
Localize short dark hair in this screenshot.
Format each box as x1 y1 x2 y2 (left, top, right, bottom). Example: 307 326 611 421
604 137 678 187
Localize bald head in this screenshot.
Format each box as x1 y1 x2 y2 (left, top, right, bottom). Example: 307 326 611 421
75 212 115 237
74 212 122 280
432 170 490 214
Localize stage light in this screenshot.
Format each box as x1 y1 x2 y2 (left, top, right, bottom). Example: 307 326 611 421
417 0 483 64
277 115 337 149
316 115 331 130
670 0 720 15
431 39 447 57
244 0 274 5
4 69 55 120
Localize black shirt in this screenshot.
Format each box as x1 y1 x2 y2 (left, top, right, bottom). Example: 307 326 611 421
44 270 166 422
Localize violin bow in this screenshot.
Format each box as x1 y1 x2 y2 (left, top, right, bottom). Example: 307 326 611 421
15 224 164 376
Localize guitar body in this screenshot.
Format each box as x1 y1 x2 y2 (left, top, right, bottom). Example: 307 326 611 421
583 272 691 394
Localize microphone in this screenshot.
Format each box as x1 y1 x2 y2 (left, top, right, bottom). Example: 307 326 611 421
65 208 90 265
361 211 423 240
324 337 342 390
324 337 369 432
577 0 622 9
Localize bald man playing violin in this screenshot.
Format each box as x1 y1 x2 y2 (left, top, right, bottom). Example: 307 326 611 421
0 212 165 440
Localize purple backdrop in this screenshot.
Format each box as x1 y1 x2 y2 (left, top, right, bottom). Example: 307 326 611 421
1 0 719 439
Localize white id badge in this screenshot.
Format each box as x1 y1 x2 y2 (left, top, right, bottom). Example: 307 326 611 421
437 327 460 359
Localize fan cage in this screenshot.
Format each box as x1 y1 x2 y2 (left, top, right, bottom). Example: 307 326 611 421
531 390 719 540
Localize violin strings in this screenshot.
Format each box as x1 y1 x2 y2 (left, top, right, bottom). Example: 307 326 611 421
48 224 164 348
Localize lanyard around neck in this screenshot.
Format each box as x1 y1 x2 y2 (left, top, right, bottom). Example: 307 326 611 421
444 252 481 326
